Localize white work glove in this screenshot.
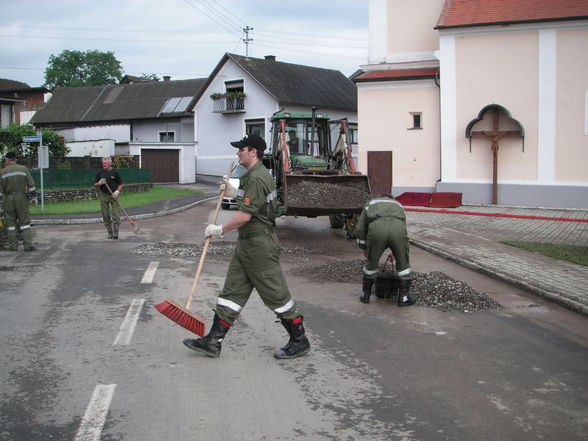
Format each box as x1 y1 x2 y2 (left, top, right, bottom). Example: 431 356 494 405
205 224 223 238
113 190 120 198
219 179 238 198
98 178 107 185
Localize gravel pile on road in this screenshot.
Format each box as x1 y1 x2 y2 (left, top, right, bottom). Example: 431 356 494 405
291 260 500 312
130 241 311 258
411 271 501 312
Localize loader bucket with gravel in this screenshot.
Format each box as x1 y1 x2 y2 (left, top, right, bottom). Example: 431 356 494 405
281 173 371 216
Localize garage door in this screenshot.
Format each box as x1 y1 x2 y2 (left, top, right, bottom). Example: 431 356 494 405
141 149 179 183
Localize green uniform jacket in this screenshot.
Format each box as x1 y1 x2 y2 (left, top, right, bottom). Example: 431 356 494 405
216 161 299 324
356 196 412 280
0 163 36 196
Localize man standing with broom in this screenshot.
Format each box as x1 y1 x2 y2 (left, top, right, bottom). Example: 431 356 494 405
183 133 311 359
94 157 123 239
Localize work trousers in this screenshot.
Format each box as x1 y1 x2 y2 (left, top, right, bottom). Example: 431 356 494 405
216 230 299 325
364 217 412 281
99 192 120 227
4 193 33 249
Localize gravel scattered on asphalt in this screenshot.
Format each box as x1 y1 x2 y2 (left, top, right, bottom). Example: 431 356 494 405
291 260 501 313
130 241 311 258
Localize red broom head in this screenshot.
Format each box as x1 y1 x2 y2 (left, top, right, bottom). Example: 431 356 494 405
155 298 206 336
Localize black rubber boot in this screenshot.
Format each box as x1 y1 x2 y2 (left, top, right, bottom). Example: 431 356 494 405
274 316 310 359
112 223 119 240
106 224 114 239
183 314 231 358
359 276 374 304
398 280 416 307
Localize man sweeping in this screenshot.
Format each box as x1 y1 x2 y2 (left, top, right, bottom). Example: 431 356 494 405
183 133 311 359
94 157 123 239
356 194 416 306
0 152 36 251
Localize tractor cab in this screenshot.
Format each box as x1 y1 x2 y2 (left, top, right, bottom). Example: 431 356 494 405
269 111 331 172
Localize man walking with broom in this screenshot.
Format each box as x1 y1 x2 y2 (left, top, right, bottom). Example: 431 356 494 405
183 133 311 359
94 157 123 239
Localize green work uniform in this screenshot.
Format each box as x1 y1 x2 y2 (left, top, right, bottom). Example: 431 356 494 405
216 161 299 325
0 163 36 250
95 169 122 227
356 196 412 281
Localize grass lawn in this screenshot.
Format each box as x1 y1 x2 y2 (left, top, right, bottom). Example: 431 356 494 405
502 241 588 267
30 185 201 215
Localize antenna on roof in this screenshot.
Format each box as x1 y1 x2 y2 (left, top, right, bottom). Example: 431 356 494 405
243 26 253 56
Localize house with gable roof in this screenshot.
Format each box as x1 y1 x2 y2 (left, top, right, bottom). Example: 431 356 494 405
0 78 50 127
192 53 358 176
355 0 588 208
31 77 206 183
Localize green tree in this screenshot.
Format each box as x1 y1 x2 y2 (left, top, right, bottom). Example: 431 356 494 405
0 124 70 159
44 49 123 89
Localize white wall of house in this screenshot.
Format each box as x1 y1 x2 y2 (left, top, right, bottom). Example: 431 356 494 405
132 117 194 143
195 59 359 177
58 125 130 143
195 60 282 176
66 139 115 157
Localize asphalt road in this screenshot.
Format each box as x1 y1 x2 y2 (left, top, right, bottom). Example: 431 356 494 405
1 200 587 441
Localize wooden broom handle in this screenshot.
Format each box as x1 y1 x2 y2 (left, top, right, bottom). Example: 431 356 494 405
185 162 234 310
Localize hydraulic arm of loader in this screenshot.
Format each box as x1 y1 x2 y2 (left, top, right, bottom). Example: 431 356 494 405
339 119 357 174
279 119 291 173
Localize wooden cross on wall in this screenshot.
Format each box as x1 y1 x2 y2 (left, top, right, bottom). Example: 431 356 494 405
467 105 524 205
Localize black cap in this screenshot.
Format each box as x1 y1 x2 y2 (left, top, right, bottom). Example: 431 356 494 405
4 151 17 161
230 134 266 152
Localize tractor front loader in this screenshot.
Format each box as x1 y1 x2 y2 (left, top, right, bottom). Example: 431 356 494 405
266 109 371 238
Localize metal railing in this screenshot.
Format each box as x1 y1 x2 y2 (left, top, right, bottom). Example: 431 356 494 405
212 97 246 113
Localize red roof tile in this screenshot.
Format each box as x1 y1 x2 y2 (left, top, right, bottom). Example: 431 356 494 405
437 0 588 29
353 68 439 83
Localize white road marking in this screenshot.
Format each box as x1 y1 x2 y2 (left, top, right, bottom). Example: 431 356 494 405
140 261 159 284
74 384 116 441
113 299 145 346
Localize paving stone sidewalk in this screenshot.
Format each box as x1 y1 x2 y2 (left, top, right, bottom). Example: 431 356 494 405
406 206 588 316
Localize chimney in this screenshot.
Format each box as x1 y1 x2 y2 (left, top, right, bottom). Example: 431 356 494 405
163 75 171 82
264 55 276 62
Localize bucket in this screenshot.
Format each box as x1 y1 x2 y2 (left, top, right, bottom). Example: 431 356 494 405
375 270 399 299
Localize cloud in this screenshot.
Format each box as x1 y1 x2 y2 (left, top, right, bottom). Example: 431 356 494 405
0 0 368 86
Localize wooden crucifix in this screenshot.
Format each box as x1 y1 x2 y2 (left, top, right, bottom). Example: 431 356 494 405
468 106 524 205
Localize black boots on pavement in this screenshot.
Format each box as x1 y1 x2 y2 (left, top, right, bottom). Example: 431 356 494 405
360 276 416 307
274 315 311 359
359 276 374 304
183 313 310 359
106 223 120 239
398 280 416 307
183 314 231 358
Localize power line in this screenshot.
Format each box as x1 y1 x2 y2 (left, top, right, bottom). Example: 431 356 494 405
181 0 241 38
198 0 245 31
0 33 233 45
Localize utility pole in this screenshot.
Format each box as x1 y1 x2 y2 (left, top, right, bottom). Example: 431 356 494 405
243 26 253 56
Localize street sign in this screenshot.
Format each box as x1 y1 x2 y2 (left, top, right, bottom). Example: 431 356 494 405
38 145 49 169
22 136 40 143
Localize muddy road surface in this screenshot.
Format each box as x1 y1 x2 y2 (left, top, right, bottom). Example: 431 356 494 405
1 199 586 441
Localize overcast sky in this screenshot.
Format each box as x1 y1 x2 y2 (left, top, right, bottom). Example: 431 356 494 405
0 0 369 87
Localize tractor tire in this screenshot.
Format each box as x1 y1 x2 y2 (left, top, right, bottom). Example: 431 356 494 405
329 214 345 229
344 214 358 239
